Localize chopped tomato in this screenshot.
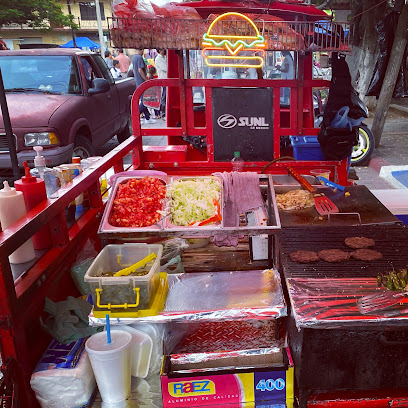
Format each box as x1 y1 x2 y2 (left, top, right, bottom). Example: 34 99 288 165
109 177 166 228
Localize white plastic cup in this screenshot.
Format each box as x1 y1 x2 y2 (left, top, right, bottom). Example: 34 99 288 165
85 331 132 403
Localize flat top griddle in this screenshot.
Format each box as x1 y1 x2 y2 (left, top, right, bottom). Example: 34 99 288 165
278 224 408 279
276 185 399 227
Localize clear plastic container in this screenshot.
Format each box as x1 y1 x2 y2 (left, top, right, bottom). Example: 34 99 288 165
30 167 59 198
310 169 331 181
84 243 163 311
231 151 244 172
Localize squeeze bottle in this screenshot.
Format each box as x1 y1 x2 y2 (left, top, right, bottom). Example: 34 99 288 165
32 146 59 198
33 146 46 178
71 157 84 207
231 151 244 172
0 181 36 264
14 162 52 250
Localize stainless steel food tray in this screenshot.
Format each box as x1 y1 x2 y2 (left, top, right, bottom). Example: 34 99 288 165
271 174 319 186
166 175 223 231
99 175 169 234
98 174 281 238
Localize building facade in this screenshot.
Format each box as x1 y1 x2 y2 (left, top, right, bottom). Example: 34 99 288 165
0 0 112 50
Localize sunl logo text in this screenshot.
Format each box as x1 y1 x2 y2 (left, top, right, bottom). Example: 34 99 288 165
169 380 216 397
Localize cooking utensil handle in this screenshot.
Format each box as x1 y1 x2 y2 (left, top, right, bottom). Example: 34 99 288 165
287 167 315 193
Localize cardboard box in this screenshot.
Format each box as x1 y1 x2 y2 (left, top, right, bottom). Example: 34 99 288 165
161 348 294 407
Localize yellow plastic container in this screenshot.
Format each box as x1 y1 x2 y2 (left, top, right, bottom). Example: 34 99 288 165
85 243 163 311
92 273 168 318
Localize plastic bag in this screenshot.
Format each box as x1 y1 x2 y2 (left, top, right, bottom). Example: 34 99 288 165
330 106 350 128
112 0 155 19
330 106 364 131
366 11 408 98
161 238 190 274
151 2 201 19
70 258 93 296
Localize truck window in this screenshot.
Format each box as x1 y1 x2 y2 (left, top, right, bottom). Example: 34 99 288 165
0 55 81 94
79 56 103 89
92 54 115 84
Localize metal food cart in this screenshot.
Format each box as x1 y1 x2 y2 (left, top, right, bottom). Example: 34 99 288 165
1 1 407 407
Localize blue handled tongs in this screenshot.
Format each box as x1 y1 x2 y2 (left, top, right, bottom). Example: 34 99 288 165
316 176 345 191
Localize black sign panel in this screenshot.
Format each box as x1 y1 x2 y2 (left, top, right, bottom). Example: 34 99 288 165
212 88 274 161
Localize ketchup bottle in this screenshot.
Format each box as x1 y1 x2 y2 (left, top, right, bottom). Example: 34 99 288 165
15 161 52 249
0 181 36 264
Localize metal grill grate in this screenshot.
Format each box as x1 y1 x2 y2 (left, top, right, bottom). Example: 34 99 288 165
0 134 17 152
108 17 353 51
278 225 408 279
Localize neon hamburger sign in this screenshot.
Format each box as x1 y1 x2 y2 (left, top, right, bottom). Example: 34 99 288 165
202 12 266 68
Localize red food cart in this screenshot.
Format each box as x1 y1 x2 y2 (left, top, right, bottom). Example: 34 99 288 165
110 0 352 184
1 1 408 408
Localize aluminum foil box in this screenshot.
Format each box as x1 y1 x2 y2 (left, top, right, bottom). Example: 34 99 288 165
160 348 294 407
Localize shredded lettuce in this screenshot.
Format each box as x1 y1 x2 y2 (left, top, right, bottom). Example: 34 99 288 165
168 178 221 226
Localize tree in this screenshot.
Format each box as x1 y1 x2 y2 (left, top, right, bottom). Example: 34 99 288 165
347 0 389 109
0 0 76 29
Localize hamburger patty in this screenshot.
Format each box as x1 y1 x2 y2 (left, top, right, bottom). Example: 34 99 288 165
351 249 383 261
289 250 319 263
345 237 375 249
318 249 350 263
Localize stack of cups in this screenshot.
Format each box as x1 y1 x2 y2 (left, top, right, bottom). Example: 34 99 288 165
85 331 132 403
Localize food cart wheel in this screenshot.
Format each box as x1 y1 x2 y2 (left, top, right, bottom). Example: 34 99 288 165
351 124 374 166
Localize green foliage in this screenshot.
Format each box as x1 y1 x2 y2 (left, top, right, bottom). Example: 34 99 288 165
0 0 77 29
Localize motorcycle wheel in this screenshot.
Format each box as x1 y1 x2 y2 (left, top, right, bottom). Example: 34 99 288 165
351 124 375 166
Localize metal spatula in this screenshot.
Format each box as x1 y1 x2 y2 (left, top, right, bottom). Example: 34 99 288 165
287 167 339 216
357 291 408 314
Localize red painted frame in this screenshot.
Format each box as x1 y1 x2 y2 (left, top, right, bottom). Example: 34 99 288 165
308 389 408 407
0 136 141 406
130 52 350 185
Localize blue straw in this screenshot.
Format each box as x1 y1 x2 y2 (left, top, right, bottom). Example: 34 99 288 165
106 314 111 344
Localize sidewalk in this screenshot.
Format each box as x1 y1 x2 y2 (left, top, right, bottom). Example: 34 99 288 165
355 99 408 190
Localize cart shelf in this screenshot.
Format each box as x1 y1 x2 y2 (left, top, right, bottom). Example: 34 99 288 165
108 17 353 52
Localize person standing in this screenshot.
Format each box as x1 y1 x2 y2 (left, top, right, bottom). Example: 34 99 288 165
0 37 8 50
104 50 114 69
116 48 131 78
147 65 161 119
275 50 294 104
132 49 156 124
110 60 122 79
155 48 167 117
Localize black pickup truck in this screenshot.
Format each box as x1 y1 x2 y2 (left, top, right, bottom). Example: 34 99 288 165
0 48 135 168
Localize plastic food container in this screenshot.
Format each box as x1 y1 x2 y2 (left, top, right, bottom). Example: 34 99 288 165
166 176 223 230
110 326 153 378
310 169 331 181
84 244 163 311
289 136 325 161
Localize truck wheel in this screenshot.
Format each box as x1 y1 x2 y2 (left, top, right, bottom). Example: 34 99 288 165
73 135 95 159
117 114 132 144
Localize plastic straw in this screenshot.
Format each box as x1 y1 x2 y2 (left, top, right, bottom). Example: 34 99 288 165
106 314 111 344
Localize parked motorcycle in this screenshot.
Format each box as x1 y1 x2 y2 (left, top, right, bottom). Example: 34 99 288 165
313 89 375 166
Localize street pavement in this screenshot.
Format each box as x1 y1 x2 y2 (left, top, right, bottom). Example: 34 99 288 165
356 102 408 190
354 130 408 190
